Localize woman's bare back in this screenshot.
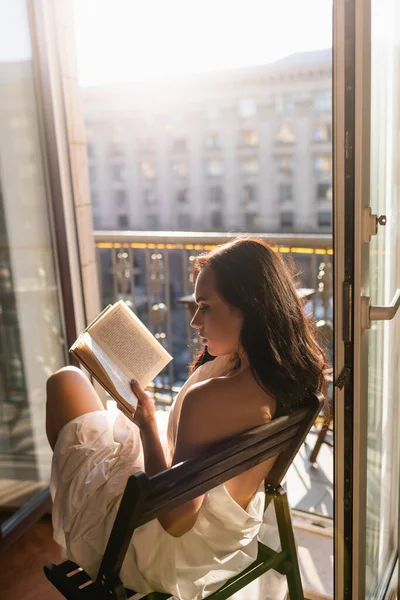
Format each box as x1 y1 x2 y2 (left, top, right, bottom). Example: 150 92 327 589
176 368 277 510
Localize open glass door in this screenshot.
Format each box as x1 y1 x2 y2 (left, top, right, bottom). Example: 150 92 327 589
334 0 400 597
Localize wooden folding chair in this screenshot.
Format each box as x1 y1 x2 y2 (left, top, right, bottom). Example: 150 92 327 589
44 392 324 600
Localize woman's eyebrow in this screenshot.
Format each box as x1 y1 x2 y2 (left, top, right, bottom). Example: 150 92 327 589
195 296 207 303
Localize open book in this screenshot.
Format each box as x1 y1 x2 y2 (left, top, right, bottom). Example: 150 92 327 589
70 300 173 419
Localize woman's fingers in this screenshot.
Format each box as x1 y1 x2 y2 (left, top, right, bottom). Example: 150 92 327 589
130 378 147 401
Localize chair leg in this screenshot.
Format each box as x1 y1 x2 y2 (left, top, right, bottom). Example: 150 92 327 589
310 404 332 464
274 487 304 600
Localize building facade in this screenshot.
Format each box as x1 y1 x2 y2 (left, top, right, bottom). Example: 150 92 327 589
83 49 332 233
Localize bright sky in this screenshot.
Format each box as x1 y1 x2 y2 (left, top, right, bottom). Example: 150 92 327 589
73 0 332 86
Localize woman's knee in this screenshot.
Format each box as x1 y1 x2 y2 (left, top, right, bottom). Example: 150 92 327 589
46 365 104 419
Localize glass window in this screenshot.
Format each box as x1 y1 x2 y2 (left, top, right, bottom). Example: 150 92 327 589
147 214 159 229
0 1 65 516
279 183 293 202
241 129 258 147
275 96 294 114
91 190 98 206
115 189 127 206
280 212 294 229
206 159 223 177
279 154 293 172
110 141 124 157
314 91 332 112
143 188 156 205
141 161 156 179
318 211 332 227
211 211 223 229
112 164 127 182
172 162 188 177
87 142 94 158
205 132 221 149
241 158 259 175
242 184 257 205
178 214 191 229
93 214 102 229
317 183 332 200
314 123 332 142
209 186 223 204
244 212 261 231
177 189 189 203
314 154 332 173
172 138 187 152
89 165 96 184
141 137 154 152
118 214 129 229
238 99 257 119
276 125 295 144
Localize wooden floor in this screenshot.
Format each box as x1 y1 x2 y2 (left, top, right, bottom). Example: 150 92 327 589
0 516 64 600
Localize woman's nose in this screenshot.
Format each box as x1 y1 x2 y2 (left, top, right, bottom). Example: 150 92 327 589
190 311 202 329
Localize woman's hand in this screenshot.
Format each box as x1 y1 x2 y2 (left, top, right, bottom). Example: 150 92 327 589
130 378 157 431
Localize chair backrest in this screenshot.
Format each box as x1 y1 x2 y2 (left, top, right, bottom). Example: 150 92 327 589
98 391 324 584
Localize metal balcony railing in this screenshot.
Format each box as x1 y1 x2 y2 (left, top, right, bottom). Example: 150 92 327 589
94 231 333 401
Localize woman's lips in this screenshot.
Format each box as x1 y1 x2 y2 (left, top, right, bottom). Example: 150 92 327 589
200 337 208 345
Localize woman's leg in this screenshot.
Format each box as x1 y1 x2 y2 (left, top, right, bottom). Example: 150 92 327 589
46 366 105 450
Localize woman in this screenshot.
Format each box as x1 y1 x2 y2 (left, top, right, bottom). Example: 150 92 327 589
47 238 326 600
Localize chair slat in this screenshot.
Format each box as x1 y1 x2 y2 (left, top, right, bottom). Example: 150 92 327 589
148 408 308 498
139 433 298 525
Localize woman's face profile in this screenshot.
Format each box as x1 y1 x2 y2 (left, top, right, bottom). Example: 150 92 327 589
190 266 243 357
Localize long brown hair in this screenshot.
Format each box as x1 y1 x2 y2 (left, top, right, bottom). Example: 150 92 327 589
190 238 327 415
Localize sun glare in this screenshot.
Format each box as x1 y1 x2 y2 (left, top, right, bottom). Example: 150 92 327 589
73 0 332 86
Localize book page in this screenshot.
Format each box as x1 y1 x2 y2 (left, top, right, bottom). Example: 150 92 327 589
89 301 172 388
83 333 138 409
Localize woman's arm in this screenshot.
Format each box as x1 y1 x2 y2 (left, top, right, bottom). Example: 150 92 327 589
130 379 211 537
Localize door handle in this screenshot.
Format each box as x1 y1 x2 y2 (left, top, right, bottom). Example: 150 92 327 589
361 289 400 329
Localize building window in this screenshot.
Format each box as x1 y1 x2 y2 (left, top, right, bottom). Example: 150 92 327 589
314 91 332 112
317 183 332 201
205 105 219 120
93 215 102 229
112 164 127 182
147 214 159 229
211 211 223 229
242 184 257 205
318 211 332 228
314 154 332 173
280 212 294 230
314 123 332 142
241 129 258 147
178 214 191 229
205 132 221 149
279 155 293 172
177 188 189 204
238 99 257 119
209 186 223 204
206 159 223 177
275 96 294 114
141 137 154 152
244 212 261 231
172 162 188 177
90 191 98 206
87 143 94 158
276 125 295 144
172 138 187 152
241 158 259 175
115 189 127 207
89 165 96 183
118 214 129 229
141 161 156 179
279 183 293 202
143 188 156 205
110 141 124 157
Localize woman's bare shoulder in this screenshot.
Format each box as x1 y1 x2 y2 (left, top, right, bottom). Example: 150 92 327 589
178 371 275 448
